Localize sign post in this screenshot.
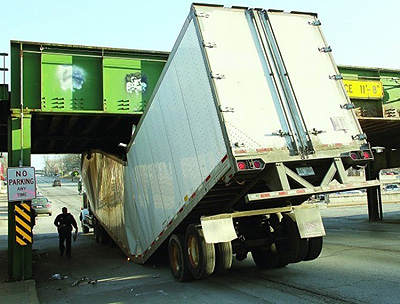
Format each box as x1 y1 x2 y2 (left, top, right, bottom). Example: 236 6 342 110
6 166 36 281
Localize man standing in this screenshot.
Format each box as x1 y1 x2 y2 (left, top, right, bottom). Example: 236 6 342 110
79 207 90 233
54 207 78 257
77 178 83 194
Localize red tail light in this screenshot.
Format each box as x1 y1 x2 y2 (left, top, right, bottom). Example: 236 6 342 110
46 204 51 208
253 160 262 168
237 159 265 171
350 153 358 160
362 151 371 159
237 162 246 170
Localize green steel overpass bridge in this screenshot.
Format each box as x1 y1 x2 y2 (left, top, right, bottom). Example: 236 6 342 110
0 41 168 157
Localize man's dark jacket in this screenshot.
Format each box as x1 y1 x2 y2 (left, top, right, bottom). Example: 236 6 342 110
54 213 77 233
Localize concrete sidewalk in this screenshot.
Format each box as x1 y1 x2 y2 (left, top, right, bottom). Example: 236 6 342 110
0 279 39 304
0 191 40 303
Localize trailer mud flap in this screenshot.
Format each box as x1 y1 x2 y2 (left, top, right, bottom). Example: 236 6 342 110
293 204 326 238
200 215 237 244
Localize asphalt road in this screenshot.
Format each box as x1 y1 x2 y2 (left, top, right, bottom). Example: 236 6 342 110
3 177 400 303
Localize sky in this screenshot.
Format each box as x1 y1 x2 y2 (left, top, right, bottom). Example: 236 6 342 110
1 0 399 169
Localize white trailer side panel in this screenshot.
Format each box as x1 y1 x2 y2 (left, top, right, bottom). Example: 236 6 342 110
145 98 181 222
123 166 143 255
124 19 228 255
267 12 361 149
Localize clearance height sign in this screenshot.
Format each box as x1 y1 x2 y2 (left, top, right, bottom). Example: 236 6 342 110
7 167 37 202
343 80 383 100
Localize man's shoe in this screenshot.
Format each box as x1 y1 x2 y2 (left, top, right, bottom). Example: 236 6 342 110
60 252 63 257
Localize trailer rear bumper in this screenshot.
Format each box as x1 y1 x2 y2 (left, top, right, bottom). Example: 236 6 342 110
246 180 380 203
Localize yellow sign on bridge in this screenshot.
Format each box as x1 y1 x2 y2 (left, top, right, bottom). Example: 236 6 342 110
343 79 383 100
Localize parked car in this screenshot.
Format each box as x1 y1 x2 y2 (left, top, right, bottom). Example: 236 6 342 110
333 189 366 195
32 196 52 216
384 184 400 191
52 179 62 187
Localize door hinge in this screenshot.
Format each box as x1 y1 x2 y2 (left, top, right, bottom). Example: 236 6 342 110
340 103 355 110
211 73 225 79
203 42 217 48
329 74 343 80
318 46 332 53
271 130 291 137
196 12 209 18
352 133 367 141
308 19 321 26
220 106 234 113
309 128 324 135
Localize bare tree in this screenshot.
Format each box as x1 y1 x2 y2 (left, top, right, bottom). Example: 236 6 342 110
43 154 81 176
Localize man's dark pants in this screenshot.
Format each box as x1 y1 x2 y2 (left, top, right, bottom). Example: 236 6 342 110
59 230 72 257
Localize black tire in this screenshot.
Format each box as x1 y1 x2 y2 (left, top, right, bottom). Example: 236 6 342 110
94 219 100 242
185 224 215 279
108 236 117 248
98 223 104 244
304 237 323 261
98 224 109 245
251 243 288 269
276 213 308 263
214 242 233 274
83 225 89 234
168 234 193 282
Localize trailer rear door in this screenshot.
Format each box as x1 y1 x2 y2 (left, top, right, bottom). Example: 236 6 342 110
195 6 296 157
266 11 362 150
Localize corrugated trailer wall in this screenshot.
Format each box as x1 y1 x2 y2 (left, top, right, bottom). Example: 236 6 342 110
123 15 229 257
82 152 130 254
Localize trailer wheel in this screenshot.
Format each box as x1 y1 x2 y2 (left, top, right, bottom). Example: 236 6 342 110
168 234 193 282
98 223 109 245
214 242 233 274
108 236 117 248
94 219 99 242
83 225 89 234
97 223 104 244
185 224 215 279
251 243 281 269
276 213 308 263
304 237 323 261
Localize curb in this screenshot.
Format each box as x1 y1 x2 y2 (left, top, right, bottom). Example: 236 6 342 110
0 279 40 304
27 280 40 304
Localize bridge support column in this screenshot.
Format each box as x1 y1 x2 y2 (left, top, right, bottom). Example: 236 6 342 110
366 185 382 221
7 112 33 280
366 152 383 221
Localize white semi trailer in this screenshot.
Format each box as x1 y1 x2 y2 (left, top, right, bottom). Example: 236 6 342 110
81 4 379 281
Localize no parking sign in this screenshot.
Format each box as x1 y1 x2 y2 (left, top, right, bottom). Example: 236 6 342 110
7 167 36 202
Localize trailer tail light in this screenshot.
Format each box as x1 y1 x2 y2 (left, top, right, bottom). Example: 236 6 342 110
253 160 262 169
237 159 265 171
350 153 358 160
342 148 373 164
237 161 247 170
362 151 371 159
